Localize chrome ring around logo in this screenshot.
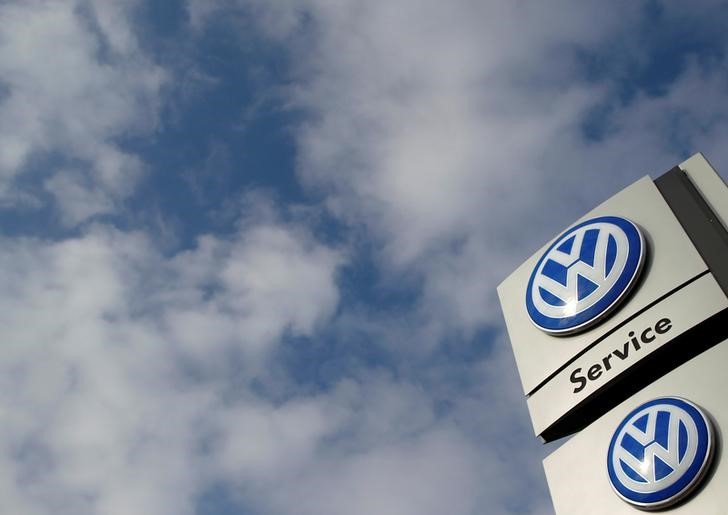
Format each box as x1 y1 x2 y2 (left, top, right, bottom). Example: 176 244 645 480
526 216 645 335
607 397 715 510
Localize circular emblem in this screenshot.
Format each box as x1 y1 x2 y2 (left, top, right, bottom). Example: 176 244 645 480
607 397 714 510
526 216 645 334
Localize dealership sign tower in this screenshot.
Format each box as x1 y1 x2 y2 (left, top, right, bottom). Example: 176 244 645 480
498 153 728 513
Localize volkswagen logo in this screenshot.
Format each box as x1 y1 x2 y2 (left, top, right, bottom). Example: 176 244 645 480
526 216 645 334
607 397 715 510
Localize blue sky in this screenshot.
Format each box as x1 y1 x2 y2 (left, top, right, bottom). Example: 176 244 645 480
1 1 728 514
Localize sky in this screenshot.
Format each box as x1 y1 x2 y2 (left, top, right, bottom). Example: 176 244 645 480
2 1 728 514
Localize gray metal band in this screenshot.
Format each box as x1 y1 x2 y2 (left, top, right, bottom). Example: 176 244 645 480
655 166 728 296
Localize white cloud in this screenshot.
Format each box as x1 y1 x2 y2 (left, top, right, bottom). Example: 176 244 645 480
0 215 548 515
0 216 344 514
0 0 165 222
0 213 552 514
161 220 344 364
215 0 728 339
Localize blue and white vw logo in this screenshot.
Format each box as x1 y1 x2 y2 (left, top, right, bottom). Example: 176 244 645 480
607 397 715 510
526 216 645 334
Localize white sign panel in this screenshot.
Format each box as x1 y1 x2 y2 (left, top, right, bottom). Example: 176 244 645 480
498 177 708 398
